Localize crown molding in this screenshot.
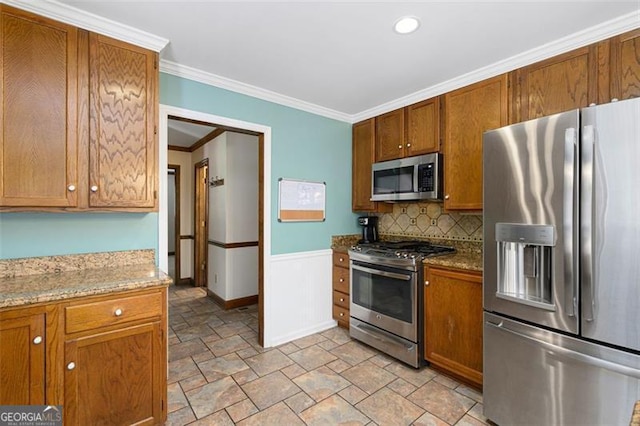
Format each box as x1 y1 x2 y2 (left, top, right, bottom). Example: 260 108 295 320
0 0 168 52
160 60 352 123
352 11 640 123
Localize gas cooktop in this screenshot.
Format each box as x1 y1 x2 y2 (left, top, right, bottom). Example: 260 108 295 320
349 239 456 267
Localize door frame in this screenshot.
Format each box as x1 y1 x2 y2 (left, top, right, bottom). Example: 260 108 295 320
158 105 271 347
193 159 208 288
168 164 180 282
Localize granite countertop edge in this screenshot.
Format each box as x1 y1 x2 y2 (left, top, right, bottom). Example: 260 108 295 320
0 264 172 309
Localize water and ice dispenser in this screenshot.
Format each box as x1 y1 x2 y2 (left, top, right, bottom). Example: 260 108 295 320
495 224 555 310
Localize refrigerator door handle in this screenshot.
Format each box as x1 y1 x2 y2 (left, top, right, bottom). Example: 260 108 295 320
564 128 578 318
486 320 640 379
581 124 596 322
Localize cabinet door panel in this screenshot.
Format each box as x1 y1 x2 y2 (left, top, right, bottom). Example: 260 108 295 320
424 267 483 387
89 33 157 209
352 119 376 212
65 322 164 426
519 46 597 120
0 313 45 404
0 6 78 207
610 28 640 101
406 98 440 155
444 74 508 210
375 108 405 162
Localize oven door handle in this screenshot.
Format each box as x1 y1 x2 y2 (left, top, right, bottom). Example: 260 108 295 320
351 264 412 281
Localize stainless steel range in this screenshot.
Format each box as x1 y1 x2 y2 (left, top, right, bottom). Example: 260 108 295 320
348 240 455 367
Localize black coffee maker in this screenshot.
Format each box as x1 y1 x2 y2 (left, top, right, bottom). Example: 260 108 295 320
358 216 379 244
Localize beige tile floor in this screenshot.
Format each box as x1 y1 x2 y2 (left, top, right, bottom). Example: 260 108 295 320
167 284 488 425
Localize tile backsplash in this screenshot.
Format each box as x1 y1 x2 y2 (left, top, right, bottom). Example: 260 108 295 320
375 202 483 241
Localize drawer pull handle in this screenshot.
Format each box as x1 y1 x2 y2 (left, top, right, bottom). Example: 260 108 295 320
339 298 344 302
114 308 123 317
339 278 344 283
33 336 43 345
67 362 76 371
339 313 344 317
339 257 344 262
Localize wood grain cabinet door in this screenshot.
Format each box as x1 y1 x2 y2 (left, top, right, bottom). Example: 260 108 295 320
608 28 640 102
516 45 598 121
0 313 46 405
88 33 158 210
443 74 508 211
406 97 440 156
352 119 376 212
64 322 165 426
375 108 405 162
424 266 483 388
0 6 79 207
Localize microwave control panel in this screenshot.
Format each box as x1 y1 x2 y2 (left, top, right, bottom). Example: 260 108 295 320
418 163 434 192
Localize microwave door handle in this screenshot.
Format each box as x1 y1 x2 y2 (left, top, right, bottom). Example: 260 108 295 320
413 164 419 193
351 264 412 281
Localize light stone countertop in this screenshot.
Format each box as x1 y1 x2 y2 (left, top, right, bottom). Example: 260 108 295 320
423 251 483 272
0 263 172 309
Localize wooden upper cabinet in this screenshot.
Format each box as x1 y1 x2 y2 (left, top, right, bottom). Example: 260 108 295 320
444 74 509 211
352 119 376 212
0 310 46 405
88 34 158 210
608 28 640 102
516 45 597 121
406 97 440 156
0 6 79 207
375 108 405 162
375 98 440 162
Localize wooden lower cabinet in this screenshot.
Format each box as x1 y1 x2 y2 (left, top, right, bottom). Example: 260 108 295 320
0 287 167 425
332 250 350 328
424 265 483 388
0 309 46 404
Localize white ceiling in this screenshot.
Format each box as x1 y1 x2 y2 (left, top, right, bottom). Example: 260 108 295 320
52 1 640 121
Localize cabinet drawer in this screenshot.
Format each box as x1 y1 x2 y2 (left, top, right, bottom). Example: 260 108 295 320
332 305 350 325
65 292 163 334
333 291 349 309
332 252 349 268
332 266 350 294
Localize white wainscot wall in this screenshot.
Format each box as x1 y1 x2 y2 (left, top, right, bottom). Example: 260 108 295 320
265 249 335 347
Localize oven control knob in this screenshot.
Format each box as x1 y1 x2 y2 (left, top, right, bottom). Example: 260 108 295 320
410 254 417 259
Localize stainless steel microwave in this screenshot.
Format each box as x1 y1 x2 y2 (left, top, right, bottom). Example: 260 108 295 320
371 153 442 202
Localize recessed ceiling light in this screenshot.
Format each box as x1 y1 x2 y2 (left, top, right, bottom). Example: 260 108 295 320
394 16 420 35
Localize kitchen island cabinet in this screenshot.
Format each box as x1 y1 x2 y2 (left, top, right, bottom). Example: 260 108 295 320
443 74 509 211
0 5 158 212
0 255 170 425
423 265 483 389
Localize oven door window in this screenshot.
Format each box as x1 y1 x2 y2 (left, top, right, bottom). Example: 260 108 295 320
351 263 413 323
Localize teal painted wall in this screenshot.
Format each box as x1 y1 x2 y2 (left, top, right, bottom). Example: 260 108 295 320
0 72 358 259
160 73 359 254
0 213 157 259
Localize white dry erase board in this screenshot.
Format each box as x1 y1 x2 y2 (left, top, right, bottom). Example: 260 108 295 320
278 178 326 222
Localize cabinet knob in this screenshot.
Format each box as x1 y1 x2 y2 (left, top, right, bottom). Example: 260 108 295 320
67 362 76 371
339 312 344 317
339 257 344 262
114 308 123 317
407 143 411 147
398 145 403 149
611 98 619 102
339 278 344 283
425 280 430 286
339 297 344 302
444 194 450 200
67 185 76 192
33 336 43 345
90 185 98 192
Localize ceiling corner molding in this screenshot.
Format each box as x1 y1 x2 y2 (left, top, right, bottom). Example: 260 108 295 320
159 60 353 123
0 0 169 52
352 11 640 123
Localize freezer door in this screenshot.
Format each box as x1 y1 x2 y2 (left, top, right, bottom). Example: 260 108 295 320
483 110 579 334
581 97 640 351
484 312 640 426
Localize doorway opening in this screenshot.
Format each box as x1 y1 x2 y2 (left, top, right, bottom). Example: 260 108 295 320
194 159 208 288
167 165 181 282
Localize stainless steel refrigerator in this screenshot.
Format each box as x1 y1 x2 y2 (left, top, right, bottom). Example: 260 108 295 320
483 97 640 425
